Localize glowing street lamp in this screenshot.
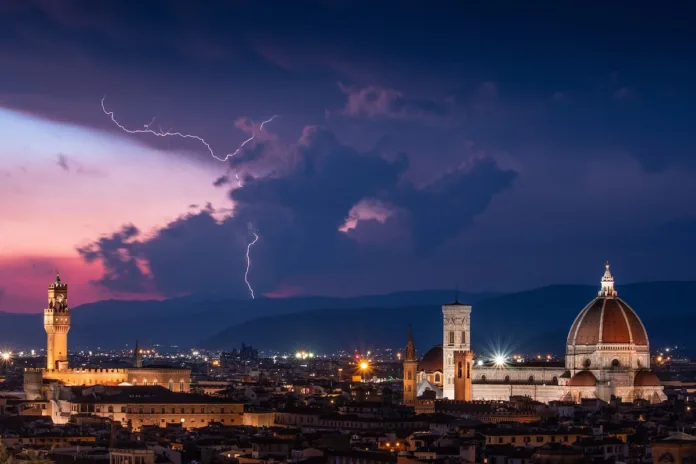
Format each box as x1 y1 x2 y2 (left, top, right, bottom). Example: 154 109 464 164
493 355 506 367
359 361 369 371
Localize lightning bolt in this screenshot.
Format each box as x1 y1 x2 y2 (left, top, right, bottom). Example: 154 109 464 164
245 232 260 299
101 97 276 299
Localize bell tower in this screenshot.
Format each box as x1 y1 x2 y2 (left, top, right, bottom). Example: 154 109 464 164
403 326 418 405
442 300 472 399
44 272 70 371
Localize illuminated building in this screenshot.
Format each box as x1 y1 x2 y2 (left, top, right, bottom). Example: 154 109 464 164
24 274 192 402
407 263 665 404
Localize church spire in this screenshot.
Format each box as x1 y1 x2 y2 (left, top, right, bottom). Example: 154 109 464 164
404 325 417 361
599 261 617 297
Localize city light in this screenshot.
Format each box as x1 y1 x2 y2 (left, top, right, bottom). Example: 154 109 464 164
295 351 313 360
1 352 10 361
494 355 506 367
359 361 369 370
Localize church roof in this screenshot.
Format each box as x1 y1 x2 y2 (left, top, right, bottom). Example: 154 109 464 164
634 370 661 386
567 263 648 346
419 345 443 372
568 370 597 387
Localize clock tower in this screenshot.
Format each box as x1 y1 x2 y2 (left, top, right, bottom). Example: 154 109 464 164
442 300 472 399
44 272 70 371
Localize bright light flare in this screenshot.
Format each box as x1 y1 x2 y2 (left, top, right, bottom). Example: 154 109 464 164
359 361 369 370
493 355 506 367
1 352 11 361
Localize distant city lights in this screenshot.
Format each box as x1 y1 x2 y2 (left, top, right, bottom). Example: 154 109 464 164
1 352 10 361
295 351 314 360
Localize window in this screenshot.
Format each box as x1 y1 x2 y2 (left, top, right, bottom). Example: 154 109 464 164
457 361 463 378
461 331 466 344
435 373 441 383
168 379 174 390
511 437 516 443
528 375 535 383
143 379 148 386
108 406 113 413
407 370 412 380
180 380 185 392
536 437 543 443
467 362 471 379
505 375 510 383
449 331 454 345
481 375 487 382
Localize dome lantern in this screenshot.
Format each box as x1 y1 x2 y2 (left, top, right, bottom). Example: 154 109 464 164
599 261 617 298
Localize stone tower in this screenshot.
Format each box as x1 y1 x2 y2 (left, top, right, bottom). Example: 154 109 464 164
133 340 143 368
44 272 70 371
442 301 471 399
403 326 418 405
453 350 473 401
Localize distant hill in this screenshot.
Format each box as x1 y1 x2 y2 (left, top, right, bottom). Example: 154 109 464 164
2 282 693 353
199 282 696 354
0 289 490 350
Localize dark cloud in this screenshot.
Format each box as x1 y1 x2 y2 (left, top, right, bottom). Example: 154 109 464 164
57 154 70 171
77 224 149 294
212 175 229 187
332 83 453 122
77 126 515 297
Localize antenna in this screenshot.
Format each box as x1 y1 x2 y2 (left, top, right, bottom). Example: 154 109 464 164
455 282 460 304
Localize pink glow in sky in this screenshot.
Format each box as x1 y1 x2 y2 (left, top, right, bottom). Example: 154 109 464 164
0 107 230 312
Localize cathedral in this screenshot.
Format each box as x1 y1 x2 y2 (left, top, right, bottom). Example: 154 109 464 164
24 274 191 401
403 263 666 404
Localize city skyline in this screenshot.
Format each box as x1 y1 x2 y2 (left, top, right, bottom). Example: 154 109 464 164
2 3 695 313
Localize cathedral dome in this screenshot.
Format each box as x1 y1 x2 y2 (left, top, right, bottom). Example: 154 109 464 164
567 263 648 347
634 370 661 386
568 370 597 387
419 345 443 372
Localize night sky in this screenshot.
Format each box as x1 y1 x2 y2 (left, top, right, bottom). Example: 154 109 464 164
1 2 695 313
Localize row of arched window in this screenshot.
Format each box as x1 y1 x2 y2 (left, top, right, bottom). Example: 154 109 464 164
130 379 186 391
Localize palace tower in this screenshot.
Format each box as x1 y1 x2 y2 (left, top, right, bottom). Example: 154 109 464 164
44 272 70 371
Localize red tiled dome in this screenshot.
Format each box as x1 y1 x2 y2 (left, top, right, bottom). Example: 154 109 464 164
567 264 648 346
634 370 661 386
568 370 597 387
419 346 443 372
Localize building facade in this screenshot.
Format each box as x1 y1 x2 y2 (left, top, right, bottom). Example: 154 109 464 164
407 263 666 404
24 274 191 401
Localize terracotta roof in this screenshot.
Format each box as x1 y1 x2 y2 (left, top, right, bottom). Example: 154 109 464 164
419 346 443 372
634 370 661 387
567 297 648 346
568 371 597 387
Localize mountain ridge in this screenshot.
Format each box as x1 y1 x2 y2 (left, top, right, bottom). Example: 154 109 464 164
1 281 693 352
